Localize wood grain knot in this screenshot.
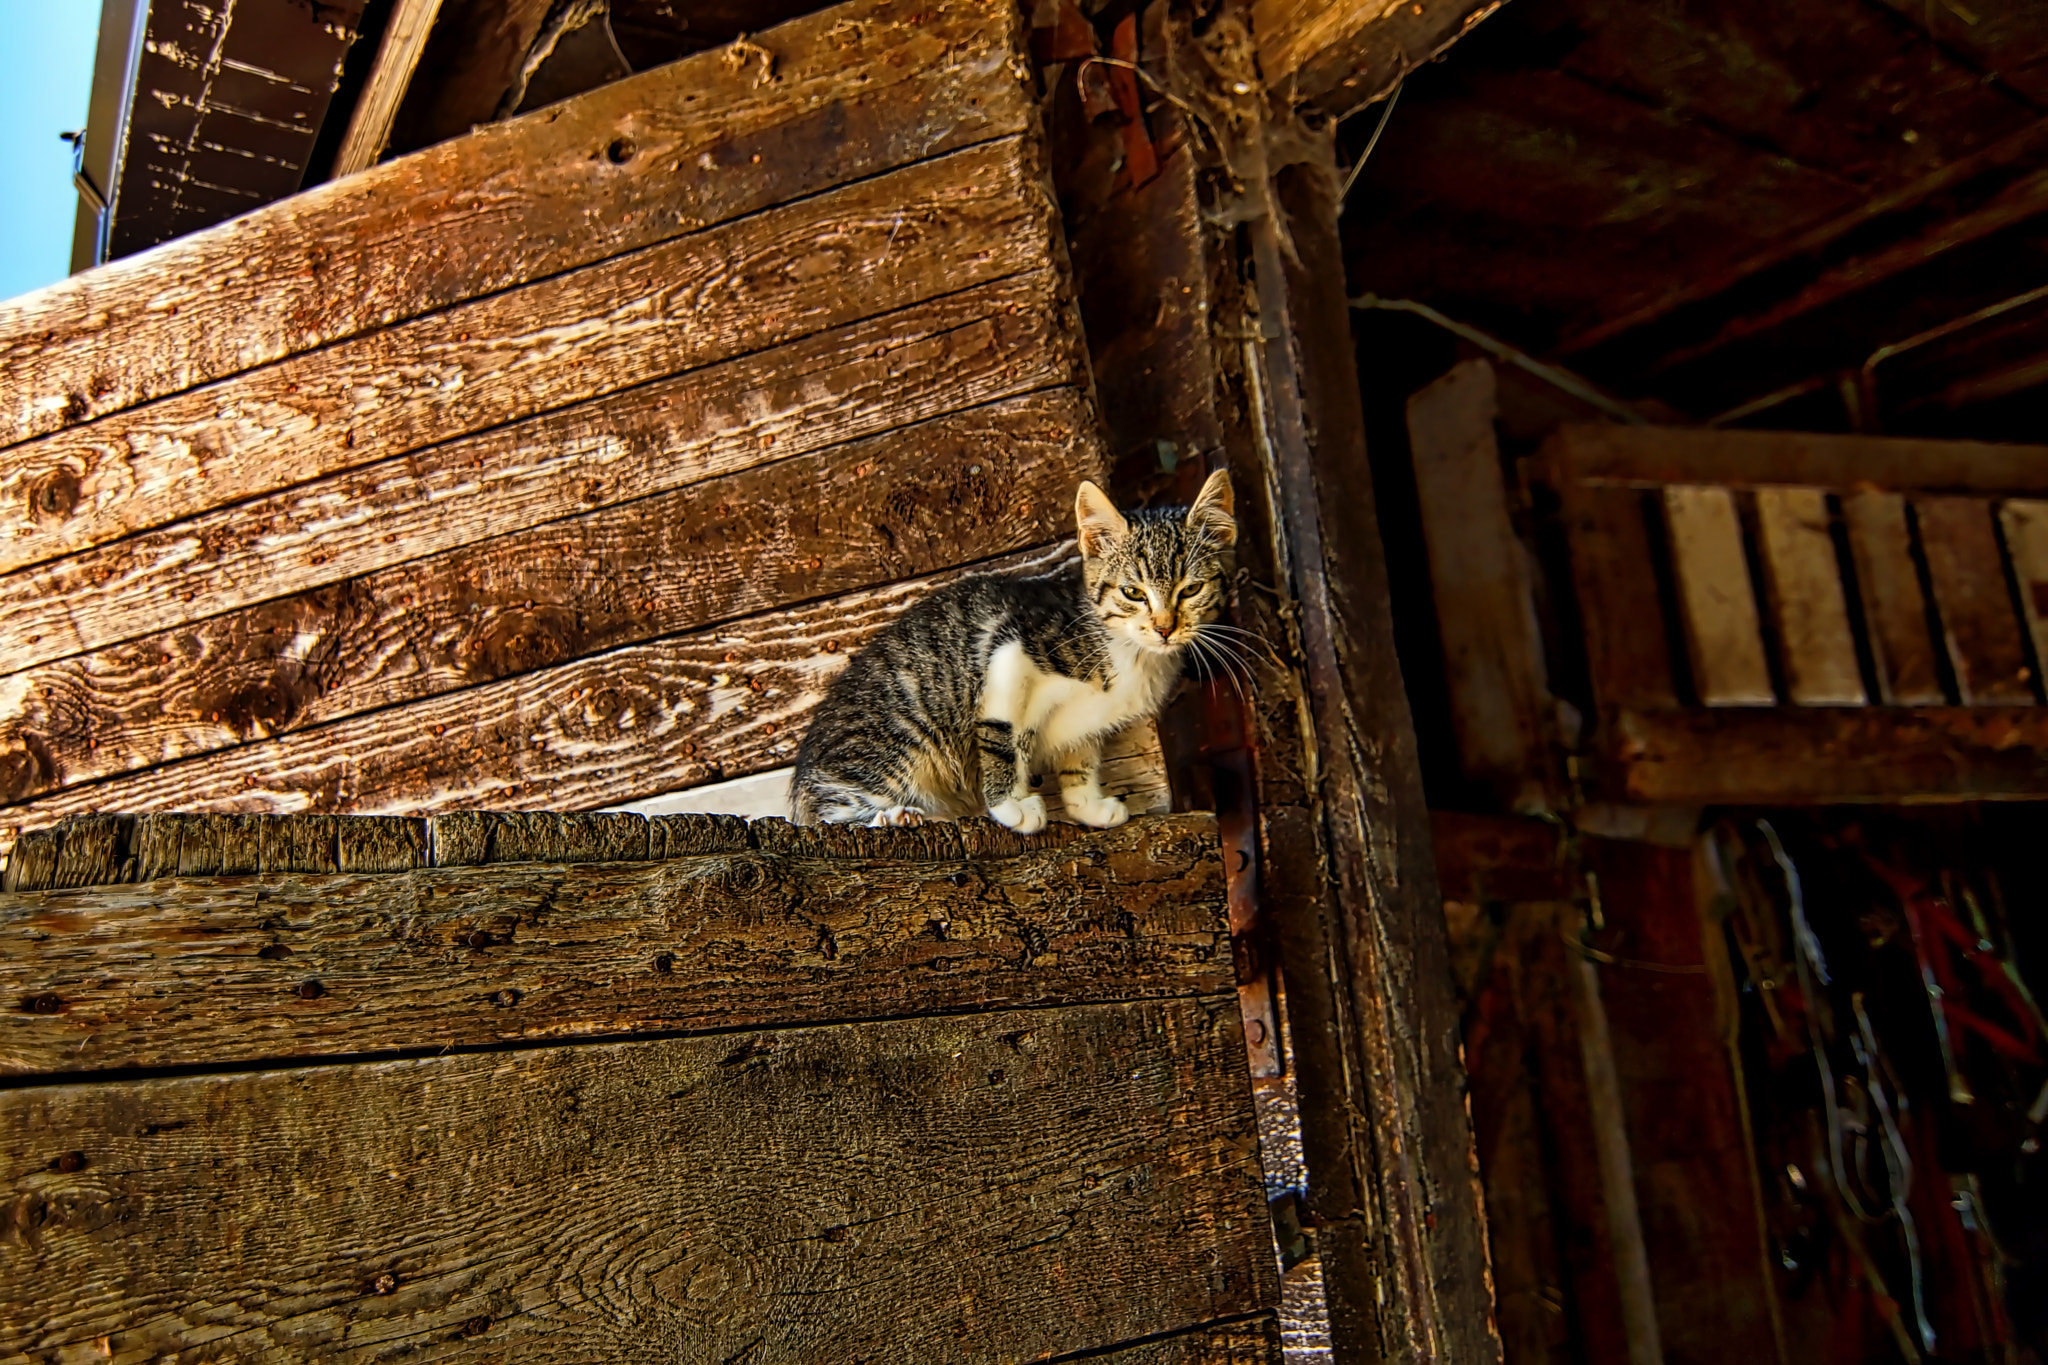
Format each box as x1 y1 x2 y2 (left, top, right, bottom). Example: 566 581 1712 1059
462 1315 491 1338
30 469 80 520
48 1151 86 1174
0 738 55 805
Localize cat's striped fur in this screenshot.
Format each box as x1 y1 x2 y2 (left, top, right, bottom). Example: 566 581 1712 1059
791 471 1238 829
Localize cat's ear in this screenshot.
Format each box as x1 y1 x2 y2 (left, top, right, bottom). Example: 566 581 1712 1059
1075 481 1129 558
1186 468 1237 547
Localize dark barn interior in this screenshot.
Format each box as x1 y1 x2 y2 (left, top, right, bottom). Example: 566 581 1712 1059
1341 4 2048 1364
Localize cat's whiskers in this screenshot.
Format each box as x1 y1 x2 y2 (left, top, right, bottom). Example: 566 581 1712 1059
1195 621 1285 667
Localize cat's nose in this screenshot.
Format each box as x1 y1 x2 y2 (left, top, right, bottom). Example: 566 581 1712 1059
1153 621 1174 640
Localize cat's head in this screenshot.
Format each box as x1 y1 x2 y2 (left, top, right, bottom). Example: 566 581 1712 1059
1075 469 1237 656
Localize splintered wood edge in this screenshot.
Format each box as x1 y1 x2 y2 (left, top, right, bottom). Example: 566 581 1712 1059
0 809 1220 891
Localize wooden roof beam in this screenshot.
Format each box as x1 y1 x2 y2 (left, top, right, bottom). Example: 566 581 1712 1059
1250 0 1505 119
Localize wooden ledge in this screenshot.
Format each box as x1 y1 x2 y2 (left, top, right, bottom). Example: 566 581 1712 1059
2 808 1211 893
0 813 1226 1076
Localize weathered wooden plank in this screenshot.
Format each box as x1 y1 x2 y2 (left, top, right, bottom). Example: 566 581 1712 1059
0 813 1226 1073
1662 485 1773 706
1551 422 2048 497
1914 495 2035 705
1252 0 1504 117
1753 486 1866 706
0 0 1032 452
0 545 1087 850
1842 490 1947 706
0 141 1061 580
330 0 446 177
0 390 1096 806
0 997 1272 1363
0 829 57 895
1999 499 2048 689
1605 707 2048 803
1095 1320 1284 1363
46 814 128 889
1554 479 1677 711
1407 359 1556 808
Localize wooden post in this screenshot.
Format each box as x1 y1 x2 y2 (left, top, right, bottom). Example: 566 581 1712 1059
1048 9 1499 1359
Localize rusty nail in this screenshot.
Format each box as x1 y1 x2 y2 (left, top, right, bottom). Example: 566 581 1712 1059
29 993 62 1015
653 952 674 974
373 1273 397 1294
467 930 492 949
297 979 325 1000
493 989 519 1008
51 1151 86 1174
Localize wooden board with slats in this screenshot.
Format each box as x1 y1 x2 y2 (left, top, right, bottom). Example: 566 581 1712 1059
0 0 1170 856
0 811 1282 1363
1538 422 2048 802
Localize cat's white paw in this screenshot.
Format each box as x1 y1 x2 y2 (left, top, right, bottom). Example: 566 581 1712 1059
1069 794 1129 829
989 795 1048 834
869 805 926 828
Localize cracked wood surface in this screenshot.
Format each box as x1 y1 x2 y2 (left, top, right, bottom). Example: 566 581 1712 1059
0 997 1275 1363
0 812 1226 1075
0 299 1087 803
0 0 1030 454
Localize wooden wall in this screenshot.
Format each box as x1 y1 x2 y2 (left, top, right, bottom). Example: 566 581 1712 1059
0 0 1166 860
0 809 1283 1361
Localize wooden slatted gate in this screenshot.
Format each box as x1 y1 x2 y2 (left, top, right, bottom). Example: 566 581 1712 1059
1543 422 2048 803
0 809 1280 1360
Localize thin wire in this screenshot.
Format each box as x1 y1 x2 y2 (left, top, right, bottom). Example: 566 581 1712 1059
1336 81 1402 212
1350 294 1653 425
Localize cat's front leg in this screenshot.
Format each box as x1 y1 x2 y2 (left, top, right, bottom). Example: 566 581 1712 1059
1057 743 1128 829
976 718 1046 833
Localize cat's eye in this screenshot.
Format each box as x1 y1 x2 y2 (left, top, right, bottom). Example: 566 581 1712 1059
1176 583 1202 600
1121 586 1147 602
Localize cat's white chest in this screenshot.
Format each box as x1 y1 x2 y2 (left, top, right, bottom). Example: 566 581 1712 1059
982 640 1173 756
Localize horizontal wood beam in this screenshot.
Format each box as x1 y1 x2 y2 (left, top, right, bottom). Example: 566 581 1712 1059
1251 0 1504 118
1545 421 2048 496
0 392 1092 816
0 0 1030 452
1604 707 2048 804
0 997 1272 1362
0 811 1225 1074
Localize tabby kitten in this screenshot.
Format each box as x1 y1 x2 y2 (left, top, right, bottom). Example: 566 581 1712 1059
791 470 1238 830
